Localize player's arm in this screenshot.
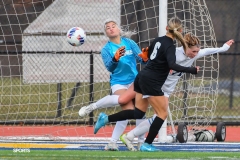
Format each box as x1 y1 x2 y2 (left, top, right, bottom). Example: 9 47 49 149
166 46 198 74
101 48 119 72
196 39 234 59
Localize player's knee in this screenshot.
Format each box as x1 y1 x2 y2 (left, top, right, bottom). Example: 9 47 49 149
118 96 132 105
155 107 168 119
118 96 126 105
134 107 145 119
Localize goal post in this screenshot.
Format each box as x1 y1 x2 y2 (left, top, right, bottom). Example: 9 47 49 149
158 0 168 143
0 0 218 144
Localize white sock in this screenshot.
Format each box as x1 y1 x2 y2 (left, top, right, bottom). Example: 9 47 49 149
110 120 128 143
127 114 157 141
95 95 119 109
136 119 146 143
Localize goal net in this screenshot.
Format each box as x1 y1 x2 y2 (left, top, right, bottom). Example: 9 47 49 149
0 0 217 142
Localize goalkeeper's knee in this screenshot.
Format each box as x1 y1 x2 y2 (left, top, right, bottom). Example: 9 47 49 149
134 107 145 119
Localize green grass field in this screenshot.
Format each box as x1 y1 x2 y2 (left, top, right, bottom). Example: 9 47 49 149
1 150 240 160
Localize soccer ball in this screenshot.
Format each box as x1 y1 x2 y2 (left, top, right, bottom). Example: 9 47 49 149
67 27 86 46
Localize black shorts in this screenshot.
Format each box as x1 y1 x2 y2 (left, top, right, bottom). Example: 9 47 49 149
134 74 164 96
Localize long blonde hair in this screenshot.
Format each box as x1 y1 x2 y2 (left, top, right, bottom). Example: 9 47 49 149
103 18 136 38
167 17 187 51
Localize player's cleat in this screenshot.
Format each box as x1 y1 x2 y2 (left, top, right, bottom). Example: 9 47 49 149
79 103 97 117
104 142 119 151
137 142 143 151
140 143 160 152
120 134 137 151
94 112 108 134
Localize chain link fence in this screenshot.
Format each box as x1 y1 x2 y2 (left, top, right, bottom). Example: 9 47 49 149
0 0 239 125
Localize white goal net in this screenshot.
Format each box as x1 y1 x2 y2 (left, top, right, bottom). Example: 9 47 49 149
0 0 217 142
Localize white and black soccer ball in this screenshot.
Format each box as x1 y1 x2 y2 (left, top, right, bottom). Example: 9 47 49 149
67 27 86 46
195 130 215 142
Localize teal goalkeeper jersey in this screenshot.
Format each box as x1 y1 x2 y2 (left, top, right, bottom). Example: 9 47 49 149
101 37 143 86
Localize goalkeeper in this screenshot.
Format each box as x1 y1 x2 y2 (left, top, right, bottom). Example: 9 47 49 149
78 18 148 151
119 34 234 151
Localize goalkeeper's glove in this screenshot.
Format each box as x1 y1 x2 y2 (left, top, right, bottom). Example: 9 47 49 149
113 46 125 62
138 47 149 62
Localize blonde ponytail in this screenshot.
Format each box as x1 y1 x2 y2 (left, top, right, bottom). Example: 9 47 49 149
167 17 187 51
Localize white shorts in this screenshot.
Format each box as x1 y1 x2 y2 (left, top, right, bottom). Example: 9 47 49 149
111 83 133 94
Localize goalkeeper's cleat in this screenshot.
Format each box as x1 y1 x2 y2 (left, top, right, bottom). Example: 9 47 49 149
120 134 137 151
104 142 119 151
140 143 160 152
137 142 143 151
94 112 108 134
79 103 97 117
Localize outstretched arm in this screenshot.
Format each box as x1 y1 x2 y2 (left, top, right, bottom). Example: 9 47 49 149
167 46 198 74
226 39 234 46
196 39 234 59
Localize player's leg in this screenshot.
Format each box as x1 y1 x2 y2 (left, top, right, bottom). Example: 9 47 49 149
120 114 155 151
119 118 147 151
118 85 145 149
104 84 135 150
112 84 135 110
117 84 136 105
94 76 147 134
158 96 170 143
119 92 148 150
132 92 150 151
94 92 147 134
140 96 167 152
136 119 145 150
94 108 135 134
127 114 156 140
78 95 119 117
79 84 135 117
105 120 128 151
121 95 171 151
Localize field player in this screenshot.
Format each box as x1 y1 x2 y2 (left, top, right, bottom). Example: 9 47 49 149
119 34 234 151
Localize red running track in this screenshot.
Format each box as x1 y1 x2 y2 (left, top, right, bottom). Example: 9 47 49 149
0 125 239 142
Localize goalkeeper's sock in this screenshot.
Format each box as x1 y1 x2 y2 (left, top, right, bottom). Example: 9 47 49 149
145 116 164 144
95 95 119 109
110 120 128 142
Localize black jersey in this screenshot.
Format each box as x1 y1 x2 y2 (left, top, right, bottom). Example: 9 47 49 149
139 36 197 86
